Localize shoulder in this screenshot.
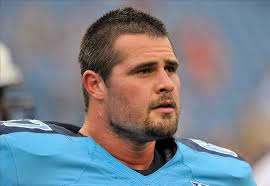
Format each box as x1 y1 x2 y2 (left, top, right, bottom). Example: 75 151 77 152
0 119 85 163
178 138 240 159
175 138 256 186
0 119 80 136
0 120 92 185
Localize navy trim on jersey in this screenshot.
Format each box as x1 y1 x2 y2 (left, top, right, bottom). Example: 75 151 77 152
0 120 81 137
0 125 55 135
45 121 81 135
179 138 245 161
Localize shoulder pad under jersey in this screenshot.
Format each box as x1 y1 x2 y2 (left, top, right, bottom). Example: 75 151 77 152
178 138 242 159
0 119 80 136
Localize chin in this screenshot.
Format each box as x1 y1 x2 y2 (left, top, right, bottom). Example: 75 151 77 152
144 120 178 140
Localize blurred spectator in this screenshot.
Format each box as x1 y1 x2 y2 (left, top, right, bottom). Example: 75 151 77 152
0 41 23 88
236 68 270 165
0 41 23 120
176 17 231 96
250 70 270 186
253 151 270 186
174 16 232 138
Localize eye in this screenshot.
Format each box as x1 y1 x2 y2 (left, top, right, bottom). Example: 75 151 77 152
137 68 152 75
165 65 177 73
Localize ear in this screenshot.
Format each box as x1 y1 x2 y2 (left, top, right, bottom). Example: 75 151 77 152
82 70 106 100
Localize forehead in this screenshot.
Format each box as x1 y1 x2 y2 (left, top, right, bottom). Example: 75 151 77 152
113 34 177 67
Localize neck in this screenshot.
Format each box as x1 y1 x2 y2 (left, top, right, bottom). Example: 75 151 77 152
79 111 156 170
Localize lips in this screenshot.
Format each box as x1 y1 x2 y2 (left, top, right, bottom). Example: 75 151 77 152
151 100 176 110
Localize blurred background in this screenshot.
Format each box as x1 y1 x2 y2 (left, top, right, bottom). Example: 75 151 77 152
1 0 269 183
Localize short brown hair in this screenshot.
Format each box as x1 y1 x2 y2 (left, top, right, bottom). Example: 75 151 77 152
78 7 169 111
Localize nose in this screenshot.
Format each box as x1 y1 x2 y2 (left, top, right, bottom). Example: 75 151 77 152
155 69 174 94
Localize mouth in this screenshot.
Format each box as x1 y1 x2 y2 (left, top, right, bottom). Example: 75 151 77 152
151 101 176 113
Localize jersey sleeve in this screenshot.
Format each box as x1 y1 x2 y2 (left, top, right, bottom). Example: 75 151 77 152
0 119 87 185
0 119 53 185
0 135 18 186
238 162 257 186
178 138 257 186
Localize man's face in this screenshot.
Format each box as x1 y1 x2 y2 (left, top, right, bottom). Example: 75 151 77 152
105 34 180 143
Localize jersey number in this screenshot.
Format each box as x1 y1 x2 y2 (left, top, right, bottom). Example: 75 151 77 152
191 139 238 157
2 119 52 131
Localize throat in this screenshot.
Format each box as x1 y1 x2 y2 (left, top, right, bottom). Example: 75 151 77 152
135 138 177 175
134 148 161 175
113 141 156 170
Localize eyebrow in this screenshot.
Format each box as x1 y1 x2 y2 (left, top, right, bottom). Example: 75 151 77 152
127 59 179 75
165 59 179 68
127 62 155 75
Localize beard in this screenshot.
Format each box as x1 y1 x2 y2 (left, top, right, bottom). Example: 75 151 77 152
110 112 179 144
108 94 180 144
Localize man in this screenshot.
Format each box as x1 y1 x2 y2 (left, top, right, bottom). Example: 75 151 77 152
0 41 23 120
0 7 256 185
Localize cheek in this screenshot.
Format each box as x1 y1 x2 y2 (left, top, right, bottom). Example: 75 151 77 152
171 77 181 106
175 84 181 99
173 76 181 94
110 82 150 116
124 87 149 111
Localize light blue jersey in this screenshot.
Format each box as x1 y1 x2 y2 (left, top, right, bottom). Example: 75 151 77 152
0 120 256 186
